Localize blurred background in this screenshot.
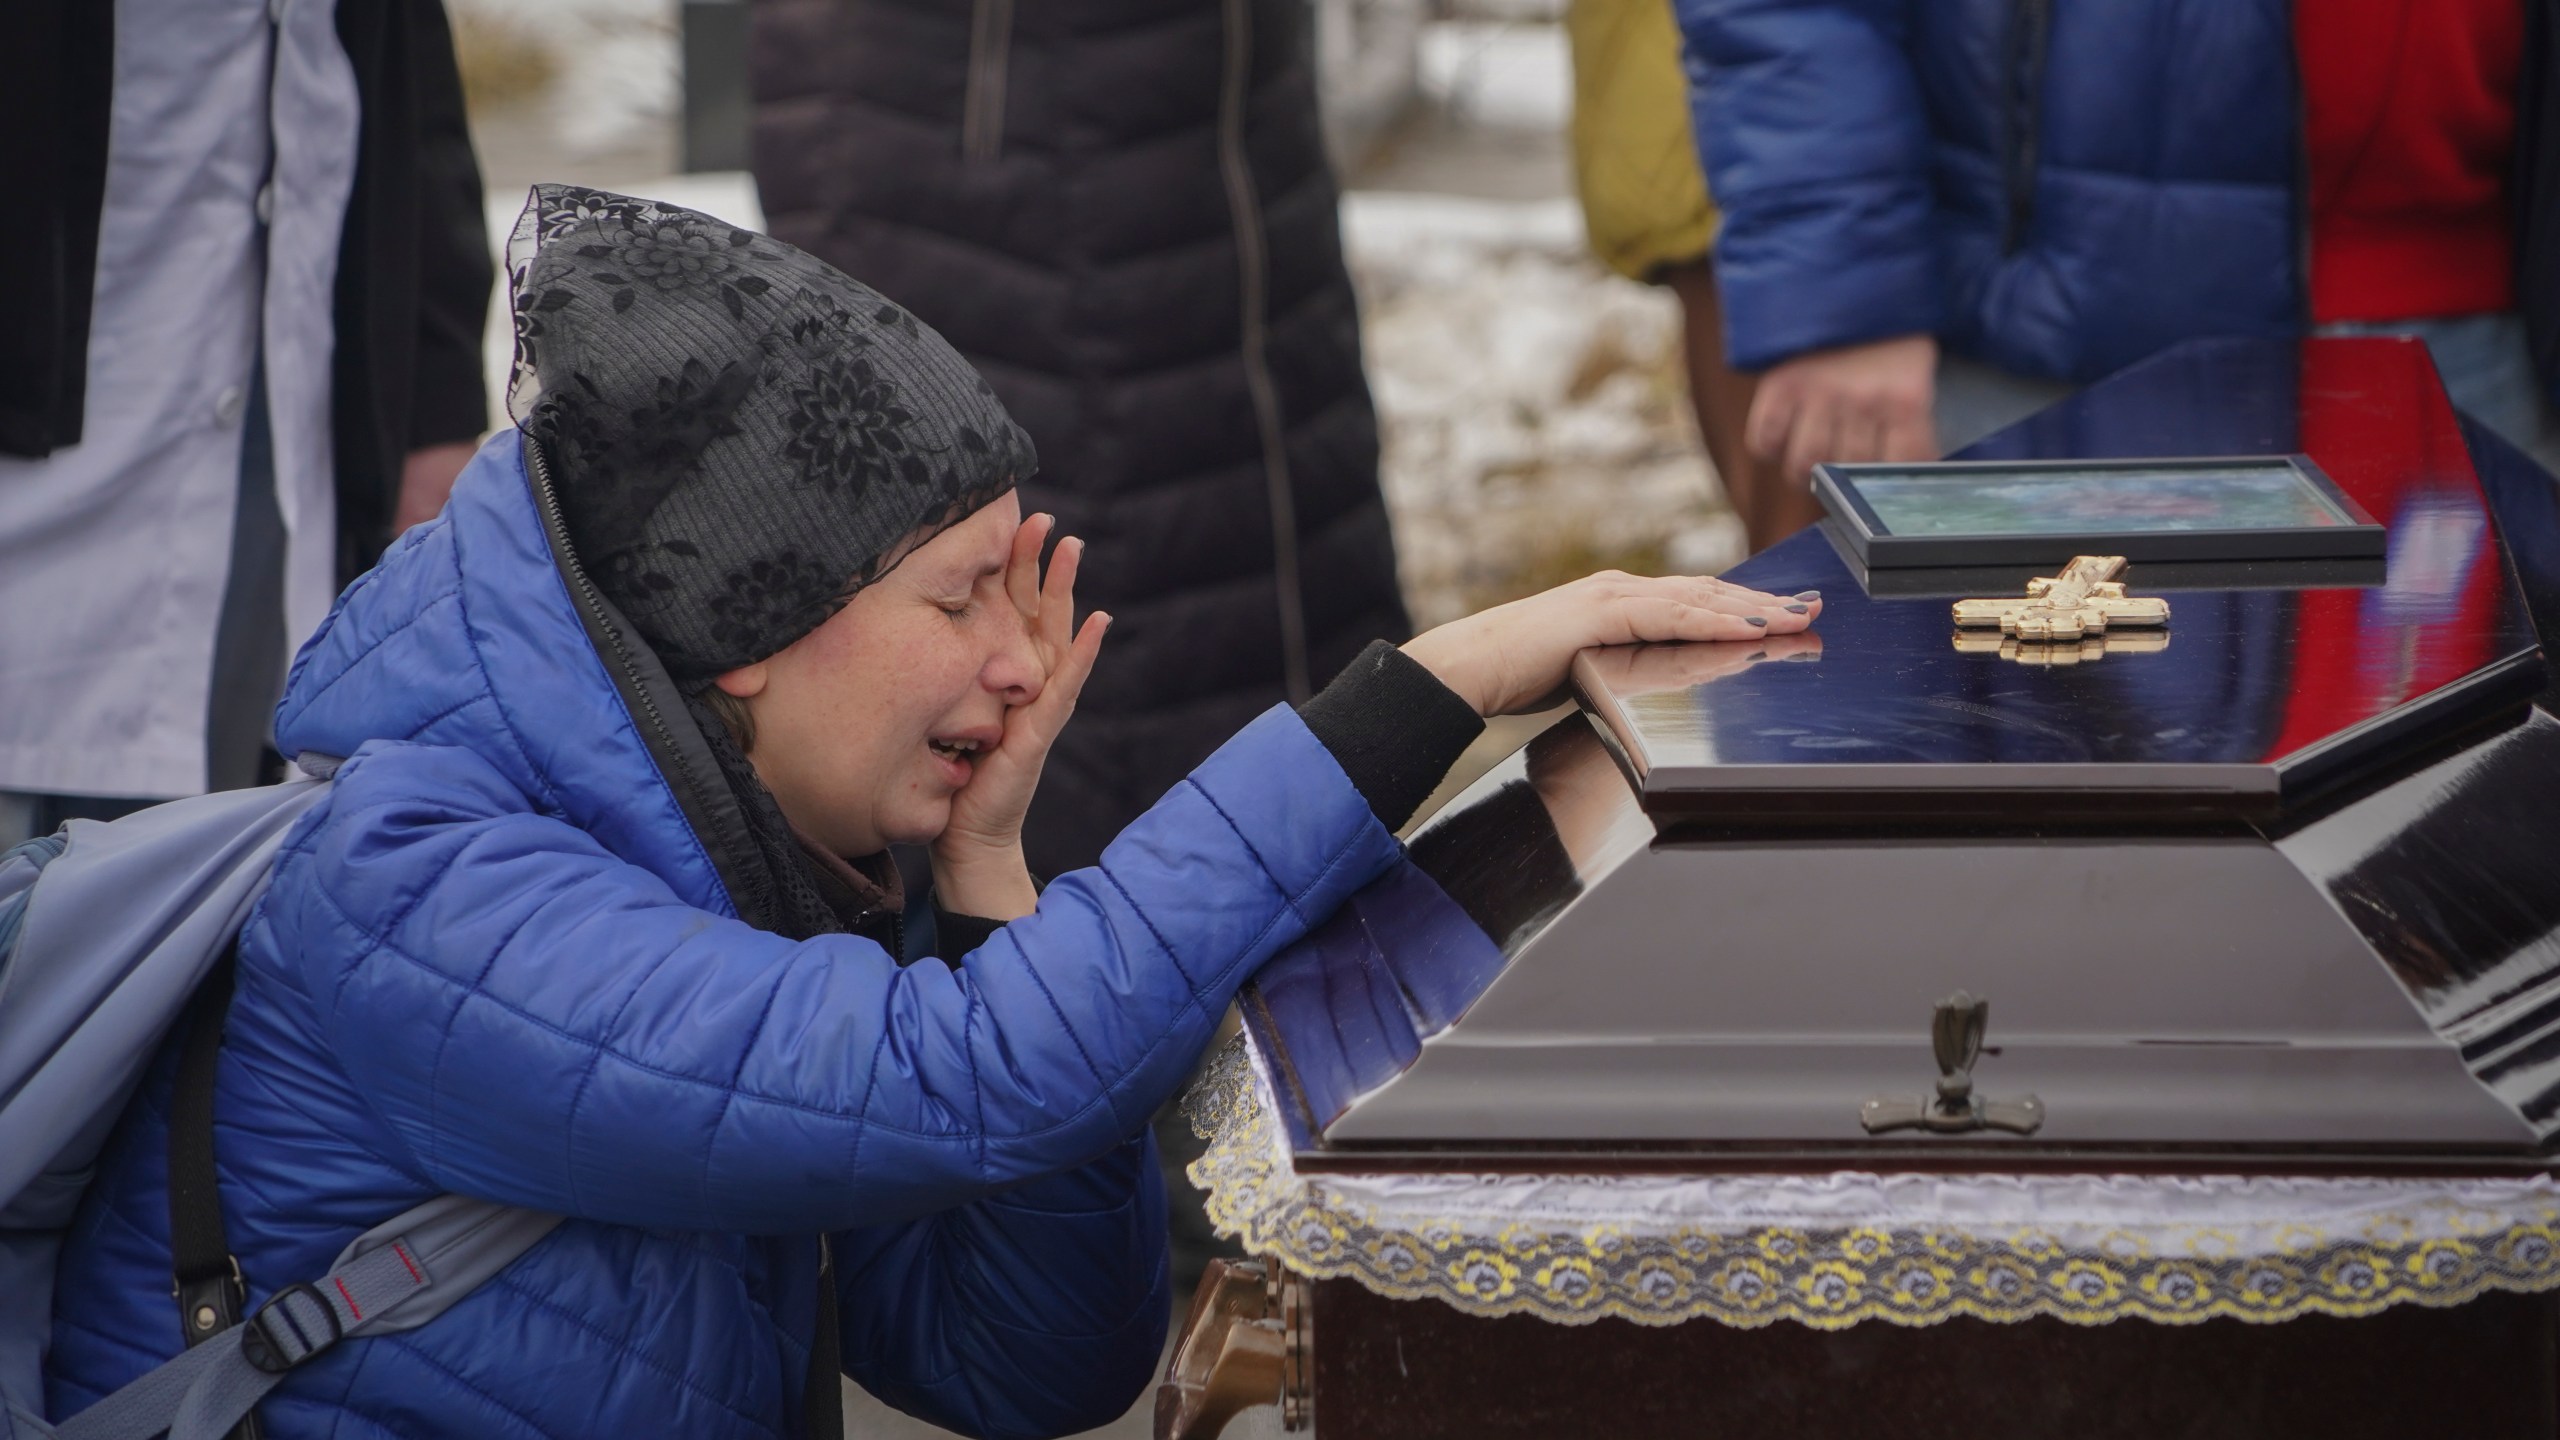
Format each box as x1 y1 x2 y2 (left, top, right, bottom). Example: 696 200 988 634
451 0 1743 634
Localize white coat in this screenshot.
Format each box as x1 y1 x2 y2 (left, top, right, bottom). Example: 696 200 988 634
0 0 359 799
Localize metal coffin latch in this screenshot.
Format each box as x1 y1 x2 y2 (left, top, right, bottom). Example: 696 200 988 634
1861 991 2045 1136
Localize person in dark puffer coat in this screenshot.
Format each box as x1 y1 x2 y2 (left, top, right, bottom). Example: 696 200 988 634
43 188 1817 1440
750 0 1411 880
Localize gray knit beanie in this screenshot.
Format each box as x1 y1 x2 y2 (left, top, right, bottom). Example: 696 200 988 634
503 184 1036 683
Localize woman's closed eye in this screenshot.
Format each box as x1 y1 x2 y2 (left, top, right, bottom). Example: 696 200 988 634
937 572 1006 621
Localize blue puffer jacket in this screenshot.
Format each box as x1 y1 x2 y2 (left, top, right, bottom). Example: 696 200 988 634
46 431 1405 1438
1678 0 2301 380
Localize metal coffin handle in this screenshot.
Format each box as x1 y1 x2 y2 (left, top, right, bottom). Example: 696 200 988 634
1862 991 2046 1136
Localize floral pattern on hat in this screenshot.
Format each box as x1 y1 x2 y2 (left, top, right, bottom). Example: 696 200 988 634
503 184 1038 682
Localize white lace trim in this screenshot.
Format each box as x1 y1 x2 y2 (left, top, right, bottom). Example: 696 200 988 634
1184 1035 2560 1328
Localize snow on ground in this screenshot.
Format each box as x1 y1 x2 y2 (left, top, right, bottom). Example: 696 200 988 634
455 0 678 159
1353 21 1742 623
1344 192 1742 625
1417 20 1574 133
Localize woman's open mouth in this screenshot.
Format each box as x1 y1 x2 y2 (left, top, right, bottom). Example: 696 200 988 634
927 735 981 782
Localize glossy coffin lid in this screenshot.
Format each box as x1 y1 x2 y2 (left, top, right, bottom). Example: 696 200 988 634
1574 339 2543 825
1240 339 2560 1168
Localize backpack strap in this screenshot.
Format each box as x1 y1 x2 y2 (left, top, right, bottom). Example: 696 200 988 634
149 948 849 1434
57 1199 561 1440
138 948 557 1440
163 947 257 1440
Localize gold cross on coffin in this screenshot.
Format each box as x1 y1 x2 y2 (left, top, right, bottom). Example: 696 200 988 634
1951 555 2169 662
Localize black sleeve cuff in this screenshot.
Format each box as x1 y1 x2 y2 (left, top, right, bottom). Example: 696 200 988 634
1298 640 1486 832
932 904 1005 961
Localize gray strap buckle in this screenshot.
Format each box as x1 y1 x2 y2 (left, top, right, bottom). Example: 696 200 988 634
239 1284 342 1374
56 1202 562 1440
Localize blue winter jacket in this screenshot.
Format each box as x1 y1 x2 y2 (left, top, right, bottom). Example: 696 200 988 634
46 431 1405 1438
1678 0 2302 380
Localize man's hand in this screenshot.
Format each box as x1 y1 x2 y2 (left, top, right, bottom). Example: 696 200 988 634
394 441 479 533
931 514 1107 921
1746 334 1940 485
1400 571 1821 718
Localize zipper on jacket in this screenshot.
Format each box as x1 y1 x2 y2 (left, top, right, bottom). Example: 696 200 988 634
2001 0 2053 254
962 0 1016 164
1218 0 1313 703
521 434 764 920
524 436 689 795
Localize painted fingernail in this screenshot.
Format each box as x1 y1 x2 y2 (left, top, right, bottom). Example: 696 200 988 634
1785 603 1809 614
1795 590 1821 601
1747 649 1769 662
1785 650 1820 661
1745 616 1769 627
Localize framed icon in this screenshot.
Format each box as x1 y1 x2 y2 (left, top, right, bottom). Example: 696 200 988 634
1812 455 2385 568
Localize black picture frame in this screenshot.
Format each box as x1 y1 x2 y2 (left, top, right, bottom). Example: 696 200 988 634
1811 455 2387 569
1815 527 2391 597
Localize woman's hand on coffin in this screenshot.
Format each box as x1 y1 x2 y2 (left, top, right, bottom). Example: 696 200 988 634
1400 571 1822 717
932 513 1109 919
1746 333 1940 485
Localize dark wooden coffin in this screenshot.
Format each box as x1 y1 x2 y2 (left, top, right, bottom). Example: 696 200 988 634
1157 338 2560 1438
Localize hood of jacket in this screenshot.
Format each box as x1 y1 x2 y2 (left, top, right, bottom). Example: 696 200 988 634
274 427 741 918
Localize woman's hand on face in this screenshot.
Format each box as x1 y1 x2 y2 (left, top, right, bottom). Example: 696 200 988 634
1399 571 1822 717
930 514 1108 915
